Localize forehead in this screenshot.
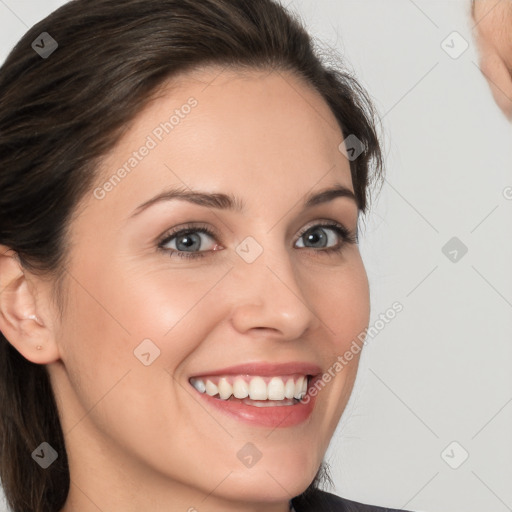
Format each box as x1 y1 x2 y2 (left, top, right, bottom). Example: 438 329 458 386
86 66 353 220
121 65 345 155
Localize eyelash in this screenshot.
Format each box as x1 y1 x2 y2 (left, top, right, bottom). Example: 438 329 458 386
157 221 358 260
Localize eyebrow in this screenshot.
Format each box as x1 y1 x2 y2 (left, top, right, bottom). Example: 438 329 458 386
129 183 358 219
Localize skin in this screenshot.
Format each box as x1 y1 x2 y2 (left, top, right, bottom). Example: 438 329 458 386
0 67 370 512
472 0 512 120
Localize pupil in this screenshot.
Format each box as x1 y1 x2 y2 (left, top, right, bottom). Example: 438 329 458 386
306 228 326 247
177 233 200 251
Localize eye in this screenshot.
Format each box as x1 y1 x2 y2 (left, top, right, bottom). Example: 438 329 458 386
157 221 357 260
295 222 357 255
157 223 219 260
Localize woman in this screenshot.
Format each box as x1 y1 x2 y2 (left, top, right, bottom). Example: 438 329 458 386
0 1 410 511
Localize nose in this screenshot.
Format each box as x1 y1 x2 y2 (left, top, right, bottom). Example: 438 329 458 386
227 242 321 340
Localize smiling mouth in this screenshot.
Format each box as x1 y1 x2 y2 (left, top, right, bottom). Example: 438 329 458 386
189 373 312 406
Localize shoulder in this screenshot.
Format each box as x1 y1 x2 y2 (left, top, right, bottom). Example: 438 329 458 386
291 489 413 512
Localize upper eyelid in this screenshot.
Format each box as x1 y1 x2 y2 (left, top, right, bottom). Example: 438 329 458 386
158 219 354 247
297 220 347 234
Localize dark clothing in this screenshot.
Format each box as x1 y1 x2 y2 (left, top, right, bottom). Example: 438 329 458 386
291 489 412 512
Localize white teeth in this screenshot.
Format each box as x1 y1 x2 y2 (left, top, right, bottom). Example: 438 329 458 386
294 376 306 399
249 376 267 400
190 374 310 401
242 397 296 407
205 379 219 397
284 378 295 399
233 377 249 399
190 377 206 393
267 377 285 400
217 377 232 400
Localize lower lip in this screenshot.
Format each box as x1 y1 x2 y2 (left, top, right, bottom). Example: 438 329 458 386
190 377 319 428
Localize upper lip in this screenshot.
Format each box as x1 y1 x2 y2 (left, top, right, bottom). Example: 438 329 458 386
189 361 322 378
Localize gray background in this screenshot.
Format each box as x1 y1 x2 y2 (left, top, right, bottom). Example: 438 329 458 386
1 1 511 511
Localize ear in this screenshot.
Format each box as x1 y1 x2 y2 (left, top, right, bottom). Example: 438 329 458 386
0 245 61 364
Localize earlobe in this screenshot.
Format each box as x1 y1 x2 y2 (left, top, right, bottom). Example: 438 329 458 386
0 245 61 364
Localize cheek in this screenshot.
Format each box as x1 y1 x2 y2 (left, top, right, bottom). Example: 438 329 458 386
303 256 369 427
73 262 236 393
66 246 369 365
55 266 221 469
307 255 370 348
118 252 370 365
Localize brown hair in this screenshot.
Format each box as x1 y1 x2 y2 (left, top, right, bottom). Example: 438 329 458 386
0 0 383 510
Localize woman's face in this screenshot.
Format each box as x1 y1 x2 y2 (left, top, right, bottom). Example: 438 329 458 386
48 67 370 511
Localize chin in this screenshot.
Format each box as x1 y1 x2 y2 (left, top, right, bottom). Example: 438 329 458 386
222 468 313 504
